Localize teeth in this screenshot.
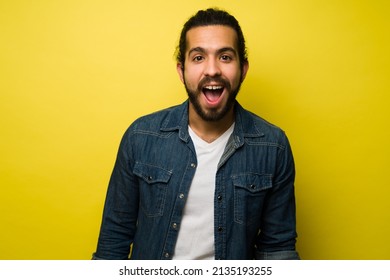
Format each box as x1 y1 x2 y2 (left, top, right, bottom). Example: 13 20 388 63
204 85 223 90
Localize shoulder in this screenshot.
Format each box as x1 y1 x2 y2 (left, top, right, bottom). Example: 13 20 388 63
236 103 290 147
130 104 182 129
121 102 187 139
238 104 285 133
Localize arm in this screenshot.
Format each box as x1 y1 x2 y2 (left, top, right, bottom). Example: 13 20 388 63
255 133 300 260
93 130 139 259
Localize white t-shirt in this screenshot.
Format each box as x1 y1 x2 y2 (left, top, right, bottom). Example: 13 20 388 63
172 124 234 259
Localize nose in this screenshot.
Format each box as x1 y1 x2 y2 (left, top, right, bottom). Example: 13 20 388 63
204 58 221 77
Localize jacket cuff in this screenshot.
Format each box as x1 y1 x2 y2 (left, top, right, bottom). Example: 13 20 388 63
256 250 300 260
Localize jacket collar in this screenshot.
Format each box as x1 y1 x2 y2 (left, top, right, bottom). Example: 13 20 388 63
160 100 265 145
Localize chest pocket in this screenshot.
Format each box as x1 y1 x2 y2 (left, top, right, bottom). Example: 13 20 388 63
232 173 272 226
133 162 172 217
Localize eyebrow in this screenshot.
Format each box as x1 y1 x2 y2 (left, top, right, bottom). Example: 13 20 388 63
188 47 237 56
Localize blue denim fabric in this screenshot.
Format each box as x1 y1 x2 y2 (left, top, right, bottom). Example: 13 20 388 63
93 100 299 260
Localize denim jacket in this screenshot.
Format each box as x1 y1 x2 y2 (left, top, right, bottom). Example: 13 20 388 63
93 100 299 260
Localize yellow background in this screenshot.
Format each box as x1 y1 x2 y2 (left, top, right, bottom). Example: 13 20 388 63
1 0 389 260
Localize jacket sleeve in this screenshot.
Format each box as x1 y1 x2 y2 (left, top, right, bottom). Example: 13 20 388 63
255 132 300 260
93 129 139 259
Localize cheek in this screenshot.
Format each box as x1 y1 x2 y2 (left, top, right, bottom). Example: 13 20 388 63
184 69 202 87
226 73 241 87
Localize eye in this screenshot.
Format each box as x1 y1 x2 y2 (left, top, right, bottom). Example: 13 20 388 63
193 55 204 62
220 55 232 62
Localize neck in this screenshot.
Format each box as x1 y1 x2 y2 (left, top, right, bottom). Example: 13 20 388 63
188 104 235 143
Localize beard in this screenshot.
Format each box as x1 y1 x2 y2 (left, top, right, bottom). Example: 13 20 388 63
184 75 243 122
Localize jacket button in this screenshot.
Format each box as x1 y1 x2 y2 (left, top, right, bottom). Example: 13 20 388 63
190 163 196 168
250 184 256 189
217 195 222 201
179 193 185 199
164 252 169 258
218 227 223 232
172 223 178 229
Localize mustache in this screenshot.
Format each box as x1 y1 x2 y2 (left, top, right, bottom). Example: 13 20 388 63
197 76 231 92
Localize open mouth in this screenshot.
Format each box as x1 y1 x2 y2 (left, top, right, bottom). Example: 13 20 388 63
202 85 224 103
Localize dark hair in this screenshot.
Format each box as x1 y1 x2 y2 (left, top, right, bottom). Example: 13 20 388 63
176 8 248 69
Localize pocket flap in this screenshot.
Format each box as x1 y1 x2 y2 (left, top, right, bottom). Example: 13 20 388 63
133 162 172 184
232 173 272 193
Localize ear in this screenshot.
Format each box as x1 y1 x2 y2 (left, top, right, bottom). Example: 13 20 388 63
176 63 185 84
240 61 249 82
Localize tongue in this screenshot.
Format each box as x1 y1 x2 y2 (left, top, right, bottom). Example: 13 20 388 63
204 90 222 102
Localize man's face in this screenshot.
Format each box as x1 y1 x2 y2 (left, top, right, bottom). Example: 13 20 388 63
177 25 248 122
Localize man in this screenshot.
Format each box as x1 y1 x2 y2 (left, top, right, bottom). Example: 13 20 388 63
93 8 299 260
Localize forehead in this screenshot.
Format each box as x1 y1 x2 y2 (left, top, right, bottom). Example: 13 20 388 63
185 25 238 52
